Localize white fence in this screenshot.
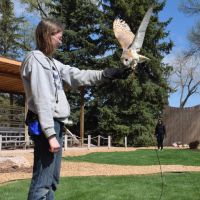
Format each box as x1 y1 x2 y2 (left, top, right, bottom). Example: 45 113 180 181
0 128 26 150
0 105 25 128
0 105 129 150
63 134 128 150
0 104 26 150
0 128 128 151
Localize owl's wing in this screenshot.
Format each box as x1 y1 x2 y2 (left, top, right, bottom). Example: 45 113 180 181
113 19 135 50
131 6 153 51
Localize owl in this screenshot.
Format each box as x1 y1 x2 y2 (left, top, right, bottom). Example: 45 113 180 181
113 7 153 70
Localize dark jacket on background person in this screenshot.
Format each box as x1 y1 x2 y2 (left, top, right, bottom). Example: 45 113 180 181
155 120 166 150
155 121 166 138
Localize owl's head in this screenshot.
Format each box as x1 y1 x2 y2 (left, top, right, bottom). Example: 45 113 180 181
121 49 133 66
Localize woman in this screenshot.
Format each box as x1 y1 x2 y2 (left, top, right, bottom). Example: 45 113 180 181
155 119 166 150
21 18 132 200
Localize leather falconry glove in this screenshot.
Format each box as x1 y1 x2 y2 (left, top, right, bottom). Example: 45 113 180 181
102 67 133 80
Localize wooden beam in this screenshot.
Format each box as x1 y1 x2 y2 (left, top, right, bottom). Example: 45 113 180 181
0 72 21 79
80 86 85 146
0 88 24 94
0 56 21 66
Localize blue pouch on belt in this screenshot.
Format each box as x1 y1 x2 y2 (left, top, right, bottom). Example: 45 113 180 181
25 110 42 136
28 120 42 136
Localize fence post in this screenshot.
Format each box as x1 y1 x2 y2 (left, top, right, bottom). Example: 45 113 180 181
24 102 30 148
125 136 127 149
88 135 91 149
108 136 111 149
64 135 68 151
97 135 100 147
0 135 2 151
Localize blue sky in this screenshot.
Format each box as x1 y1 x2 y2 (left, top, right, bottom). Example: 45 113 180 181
159 0 199 107
13 0 199 107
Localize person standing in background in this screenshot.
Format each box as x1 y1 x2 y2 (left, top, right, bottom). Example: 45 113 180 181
155 119 166 151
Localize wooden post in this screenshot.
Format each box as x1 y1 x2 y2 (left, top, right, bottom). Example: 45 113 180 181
10 94 14 126
97 135 100 147
108 136 111 149
125 136 127 149
88 135 91 149
64 135 68 151
0 135 2 151
80 87 85 147
24 97 30 147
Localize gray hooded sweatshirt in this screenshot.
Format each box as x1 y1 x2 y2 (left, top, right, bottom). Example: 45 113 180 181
21 50 105 138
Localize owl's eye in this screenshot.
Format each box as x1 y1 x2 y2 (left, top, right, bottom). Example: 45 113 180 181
125 59 128 62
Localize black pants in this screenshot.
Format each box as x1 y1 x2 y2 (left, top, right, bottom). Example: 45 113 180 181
157 135 164 150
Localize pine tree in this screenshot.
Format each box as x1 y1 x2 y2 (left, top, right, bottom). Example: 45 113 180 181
0 0 25 59
28 0 173 146
48 0 108 134
86 0 173 146
0 0 31 109
20 0 52 18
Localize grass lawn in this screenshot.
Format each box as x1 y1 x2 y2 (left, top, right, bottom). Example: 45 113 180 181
63 149 200 166
0 172 200 200
1 149 200 199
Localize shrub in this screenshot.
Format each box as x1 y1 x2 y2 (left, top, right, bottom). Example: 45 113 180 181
189 141 199 149
131 133 155 147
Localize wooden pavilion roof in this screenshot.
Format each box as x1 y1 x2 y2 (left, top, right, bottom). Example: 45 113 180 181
0 56 24 94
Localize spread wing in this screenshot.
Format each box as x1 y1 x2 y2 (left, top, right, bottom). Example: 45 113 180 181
131 7 153 51
113 18 135 50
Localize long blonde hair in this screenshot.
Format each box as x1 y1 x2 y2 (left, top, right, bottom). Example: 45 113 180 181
35 18 64 56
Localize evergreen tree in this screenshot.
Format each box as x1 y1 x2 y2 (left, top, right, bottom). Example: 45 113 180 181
20 0 52 18
0 0 31 108
0 0 25 58
22 0 173 146
47 0 107 134
87 0 173 146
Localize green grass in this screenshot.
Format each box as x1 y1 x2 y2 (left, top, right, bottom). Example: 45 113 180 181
63 149 200 166
1 149 200 199
0 173 200 200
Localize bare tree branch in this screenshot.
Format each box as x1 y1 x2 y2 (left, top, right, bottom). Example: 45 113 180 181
179 0 200 15
36 0 48 18
169 52 200 108
179 1 200 56
20 0 50 18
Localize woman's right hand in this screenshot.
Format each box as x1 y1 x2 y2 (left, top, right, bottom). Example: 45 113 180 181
48 136 60 153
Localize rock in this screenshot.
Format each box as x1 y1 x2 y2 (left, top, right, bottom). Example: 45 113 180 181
0 156 31 168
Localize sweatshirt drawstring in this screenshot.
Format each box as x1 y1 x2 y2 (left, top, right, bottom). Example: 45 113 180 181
51 59 62 104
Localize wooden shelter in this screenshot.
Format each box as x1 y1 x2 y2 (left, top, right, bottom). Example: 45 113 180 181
0 56 23 93
0 56 85 147
0 56 28 149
